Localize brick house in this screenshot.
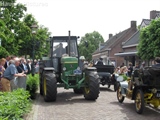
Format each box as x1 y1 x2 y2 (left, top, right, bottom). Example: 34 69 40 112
92 21 137 67
115 10 160 66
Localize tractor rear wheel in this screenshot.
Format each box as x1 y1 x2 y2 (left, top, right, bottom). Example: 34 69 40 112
43 72 57 102
73 88 83 94
83 71 100 100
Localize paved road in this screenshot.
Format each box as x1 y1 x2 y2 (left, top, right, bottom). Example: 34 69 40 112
25 86 160 120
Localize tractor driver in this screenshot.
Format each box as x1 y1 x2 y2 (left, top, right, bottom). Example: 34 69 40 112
95 57 104 65
53 43 66 57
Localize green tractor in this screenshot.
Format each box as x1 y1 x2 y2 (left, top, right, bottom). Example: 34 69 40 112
39 31 100 102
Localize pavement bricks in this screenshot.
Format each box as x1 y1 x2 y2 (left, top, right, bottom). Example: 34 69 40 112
25 86 160 120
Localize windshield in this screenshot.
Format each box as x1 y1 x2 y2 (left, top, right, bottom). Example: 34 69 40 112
53 40 78 57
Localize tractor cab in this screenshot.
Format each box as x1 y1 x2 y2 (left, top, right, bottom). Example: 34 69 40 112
50 36 79 74
52 37 78 58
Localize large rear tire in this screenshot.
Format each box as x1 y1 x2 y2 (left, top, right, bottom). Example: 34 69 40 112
43 72 57 102
83 71 100 100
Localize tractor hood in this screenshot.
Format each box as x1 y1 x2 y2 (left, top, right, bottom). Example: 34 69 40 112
61 56 78 63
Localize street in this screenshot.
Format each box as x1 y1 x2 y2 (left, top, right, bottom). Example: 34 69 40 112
25 86 160 120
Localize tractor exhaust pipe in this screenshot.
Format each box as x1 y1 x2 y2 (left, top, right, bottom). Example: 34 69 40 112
68 30 71 56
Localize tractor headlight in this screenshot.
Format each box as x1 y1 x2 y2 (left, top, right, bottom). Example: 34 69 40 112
77 67 80 70
63 67 66 71
152 88 157 93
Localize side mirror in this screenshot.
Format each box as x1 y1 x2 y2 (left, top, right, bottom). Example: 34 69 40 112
85 41 88 47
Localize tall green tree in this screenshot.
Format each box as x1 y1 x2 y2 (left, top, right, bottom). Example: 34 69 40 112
17 14 51 59
78 31 104 61
0 0 27 57
0 0 51 58
138 18 160 60
0 19 10 58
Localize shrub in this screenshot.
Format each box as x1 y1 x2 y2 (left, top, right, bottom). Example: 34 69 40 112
26 74 39 99
0 89 31 120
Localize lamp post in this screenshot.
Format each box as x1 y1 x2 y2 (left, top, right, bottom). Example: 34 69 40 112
31 22 38 76
0 38 1 46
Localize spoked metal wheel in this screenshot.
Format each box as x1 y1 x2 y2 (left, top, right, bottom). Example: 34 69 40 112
117 85 125 103
135 89 144 114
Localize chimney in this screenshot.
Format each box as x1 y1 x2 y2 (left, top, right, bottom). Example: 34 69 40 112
109 34 113 39
150 10 160 19
131 21 136 29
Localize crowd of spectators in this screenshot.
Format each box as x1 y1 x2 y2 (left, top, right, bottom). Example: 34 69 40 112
0 55 39 92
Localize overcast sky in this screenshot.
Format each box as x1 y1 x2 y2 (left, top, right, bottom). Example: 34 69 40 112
16 0 160 41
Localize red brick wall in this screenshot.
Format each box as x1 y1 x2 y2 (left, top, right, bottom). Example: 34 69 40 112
109 28 137 67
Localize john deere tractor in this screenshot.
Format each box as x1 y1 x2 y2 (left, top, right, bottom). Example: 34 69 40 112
39 31 100 102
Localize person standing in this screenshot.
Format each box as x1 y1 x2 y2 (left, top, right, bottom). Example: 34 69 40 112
127 63 133 77
4 56 10 69
140 62 145 69
26 59 32 74
0 58 6 91
79 56 86 70
19 58 28 74
134 63 140 70
120 63 125 68
95 57 104 65
1 57 26 92
152 57 160 67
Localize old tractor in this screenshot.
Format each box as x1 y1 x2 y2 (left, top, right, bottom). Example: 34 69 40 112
117 66 160 114
39 31 100 102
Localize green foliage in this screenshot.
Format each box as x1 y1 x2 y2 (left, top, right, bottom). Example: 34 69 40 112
138 18 160 60
16 14 51 58
0 1 51 58
0 89 31 120
26 74 39 99
0 46 9 58
0 0 27 56
78 31 104 61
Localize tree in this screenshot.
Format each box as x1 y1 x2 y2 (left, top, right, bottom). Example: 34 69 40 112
0 0 27 57
138 18 160 60
16 14 51 59
0 1 51 58
78 31 104 61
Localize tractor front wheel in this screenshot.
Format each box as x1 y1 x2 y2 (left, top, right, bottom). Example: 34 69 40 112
43 72 57 102
83 71 100 100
